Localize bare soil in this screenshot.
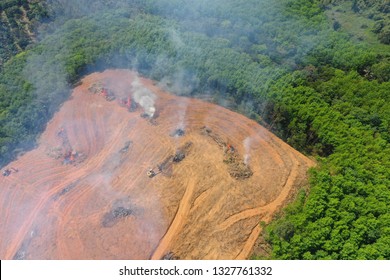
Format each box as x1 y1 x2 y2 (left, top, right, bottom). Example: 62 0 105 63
0 69 314 260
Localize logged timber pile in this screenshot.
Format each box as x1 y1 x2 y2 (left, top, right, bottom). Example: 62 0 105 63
0 69 314 260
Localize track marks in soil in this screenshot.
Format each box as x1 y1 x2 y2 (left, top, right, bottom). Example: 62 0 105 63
0 69 314 259
151 175 196 260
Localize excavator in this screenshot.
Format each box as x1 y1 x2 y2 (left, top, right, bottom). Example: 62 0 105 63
2 167 18 176
2 169 11 176
147 169 156 178
147 165 163 178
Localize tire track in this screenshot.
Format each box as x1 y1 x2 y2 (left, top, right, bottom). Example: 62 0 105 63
150 175 196 260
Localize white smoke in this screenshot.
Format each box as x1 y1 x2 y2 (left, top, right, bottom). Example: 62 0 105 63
169 29 184 49
176 99 188 130
131 76 156 117
243 137 252 165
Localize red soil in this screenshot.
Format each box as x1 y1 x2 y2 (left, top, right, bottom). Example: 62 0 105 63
0 69 314 260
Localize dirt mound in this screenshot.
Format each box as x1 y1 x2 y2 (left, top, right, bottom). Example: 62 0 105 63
0 69 314 259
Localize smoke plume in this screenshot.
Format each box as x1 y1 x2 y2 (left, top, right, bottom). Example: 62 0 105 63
243 137 252 165
131 76 157 118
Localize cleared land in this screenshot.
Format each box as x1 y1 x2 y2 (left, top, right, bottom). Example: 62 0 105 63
0 69 314 259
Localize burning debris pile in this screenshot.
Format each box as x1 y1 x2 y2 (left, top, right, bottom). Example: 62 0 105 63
88 82 115 101
62 150 87 165
102 206 134 228
223 146 253 180
141 112 158 126
170 128 185 137
132 76 158 125
118 96 137 112
46 127 86 165
201 126 253 180
87 77 160 126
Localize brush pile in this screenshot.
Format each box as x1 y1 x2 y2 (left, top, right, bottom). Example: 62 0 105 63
173 142 192 164
88 82 115 101
223 148 253 180
201 126 252 179
170 128 185 137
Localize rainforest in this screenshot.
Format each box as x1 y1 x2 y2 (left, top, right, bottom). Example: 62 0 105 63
0 0 389 260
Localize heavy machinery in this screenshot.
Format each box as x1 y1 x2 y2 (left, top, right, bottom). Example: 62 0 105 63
147 169 157 178
2 167 18 176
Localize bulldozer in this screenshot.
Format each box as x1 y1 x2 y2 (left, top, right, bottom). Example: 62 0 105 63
147 169 156 178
